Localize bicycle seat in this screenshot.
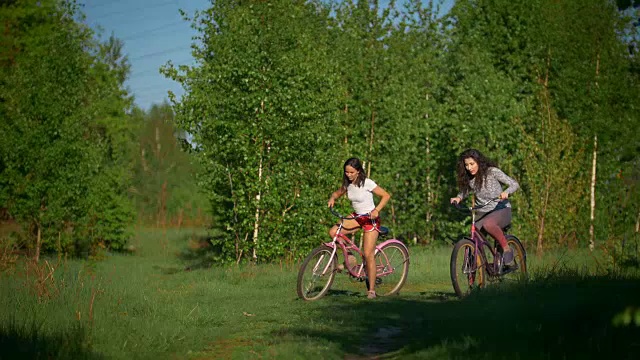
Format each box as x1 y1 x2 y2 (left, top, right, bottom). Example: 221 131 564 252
502 224 511 232
378 226 389 236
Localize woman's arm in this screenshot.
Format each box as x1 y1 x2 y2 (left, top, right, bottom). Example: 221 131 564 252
493 168 519 199
451 189 467 204
371 186 391 218
327 188 346 208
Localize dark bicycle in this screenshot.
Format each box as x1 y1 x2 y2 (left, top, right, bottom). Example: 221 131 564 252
450 199 527 298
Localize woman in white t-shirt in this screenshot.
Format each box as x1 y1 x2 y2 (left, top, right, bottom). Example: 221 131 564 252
327 157 391 299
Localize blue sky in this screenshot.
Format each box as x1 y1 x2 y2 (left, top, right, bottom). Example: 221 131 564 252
81 0 454 112
81 0 209 111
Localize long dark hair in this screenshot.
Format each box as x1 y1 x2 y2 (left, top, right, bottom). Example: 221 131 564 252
456 149 497 192
342 157 367 189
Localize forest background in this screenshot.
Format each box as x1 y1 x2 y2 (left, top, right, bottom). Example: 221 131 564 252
1 0 639 266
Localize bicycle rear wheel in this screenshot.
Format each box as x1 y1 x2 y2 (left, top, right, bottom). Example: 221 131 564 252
296 245 337 301
450 239 486 298
502 235 527 282
371 242 409 296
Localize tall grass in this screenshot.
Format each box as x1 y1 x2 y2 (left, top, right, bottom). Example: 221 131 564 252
1 228 639 359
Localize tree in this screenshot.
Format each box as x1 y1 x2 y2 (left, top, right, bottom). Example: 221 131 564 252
130 102 209 227
447 0 640 252
164 0 344 262
0 0 135 258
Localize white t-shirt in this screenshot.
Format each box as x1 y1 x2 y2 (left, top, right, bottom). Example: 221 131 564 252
347 178 378 215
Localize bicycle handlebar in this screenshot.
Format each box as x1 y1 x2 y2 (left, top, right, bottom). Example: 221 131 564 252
452 198 502 212
329 206 359 220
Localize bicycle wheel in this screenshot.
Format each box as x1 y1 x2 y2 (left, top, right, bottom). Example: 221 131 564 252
296 245 337 301
502 235 527 282
370 242 409 296
450 239 486 298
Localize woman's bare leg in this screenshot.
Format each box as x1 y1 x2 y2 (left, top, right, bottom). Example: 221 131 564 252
363 230 379 296
328 219 361 238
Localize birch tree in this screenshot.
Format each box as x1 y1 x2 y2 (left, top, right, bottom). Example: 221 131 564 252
165 0 343 262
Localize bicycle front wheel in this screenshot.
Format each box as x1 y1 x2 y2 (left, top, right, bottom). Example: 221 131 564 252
372 242 409 296
296 245 337 301
450 239 485 298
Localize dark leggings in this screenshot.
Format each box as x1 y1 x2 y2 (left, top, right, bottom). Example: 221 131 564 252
476 207 511 250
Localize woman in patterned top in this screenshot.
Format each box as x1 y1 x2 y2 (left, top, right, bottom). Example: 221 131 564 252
327 157 391 299
450 149 520 265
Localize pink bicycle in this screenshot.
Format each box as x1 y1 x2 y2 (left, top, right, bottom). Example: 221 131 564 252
296 207 410 301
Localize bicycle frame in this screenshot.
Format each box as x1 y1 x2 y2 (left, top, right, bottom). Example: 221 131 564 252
296 207 410 300
459 201 505 277
321 213 407 280
468 209 498 275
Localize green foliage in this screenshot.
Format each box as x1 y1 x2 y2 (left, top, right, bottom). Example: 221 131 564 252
448 0 640 255
165 0 344 262
159 0 640 262
518 93 587 252
3 0 635 262
613 306 640 327
129 103 210 227
0 0 134 255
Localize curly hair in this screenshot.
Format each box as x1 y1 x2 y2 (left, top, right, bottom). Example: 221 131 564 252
342 157 367 189
456 149 497 193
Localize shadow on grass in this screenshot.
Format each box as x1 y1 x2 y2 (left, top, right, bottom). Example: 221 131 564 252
285 273 640 359
0 321 102 360
172 230 223 271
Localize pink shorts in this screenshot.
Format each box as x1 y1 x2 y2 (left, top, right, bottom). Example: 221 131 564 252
352 213 381 232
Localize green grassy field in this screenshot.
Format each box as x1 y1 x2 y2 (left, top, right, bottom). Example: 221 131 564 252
1 228 639 359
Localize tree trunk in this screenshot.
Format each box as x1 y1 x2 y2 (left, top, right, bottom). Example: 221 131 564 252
589 135 597 251
537 176 551 255
252 100 266 261
536 63 552 255
158 180 167 228
425 135 432 243
366 110 375 178
343 104 349 146
155 126 161 157
141 148 148 172
252 152 263 261
34 223 41 263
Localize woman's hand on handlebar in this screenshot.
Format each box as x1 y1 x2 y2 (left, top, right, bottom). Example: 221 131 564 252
450 197 461 205
327 197 335 208
499 191 509 200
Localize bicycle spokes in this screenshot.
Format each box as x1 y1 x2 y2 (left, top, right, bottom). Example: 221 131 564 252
451 240 484 298
372 242 409 296
297 246 336 300
463 248 475 285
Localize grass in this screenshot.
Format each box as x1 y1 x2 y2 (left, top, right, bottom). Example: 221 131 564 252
1 227 639 359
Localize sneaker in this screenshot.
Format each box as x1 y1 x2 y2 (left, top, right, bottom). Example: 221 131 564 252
367 291 377 299
502 250 515 266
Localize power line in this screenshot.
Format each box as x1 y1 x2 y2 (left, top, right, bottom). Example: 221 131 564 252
91 0 179 22
81 0 132 11
128 45 192 61
133 83 182 93
120 20 186 41
129 57 194 78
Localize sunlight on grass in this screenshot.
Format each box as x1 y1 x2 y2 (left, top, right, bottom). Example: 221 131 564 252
1 228 639 359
